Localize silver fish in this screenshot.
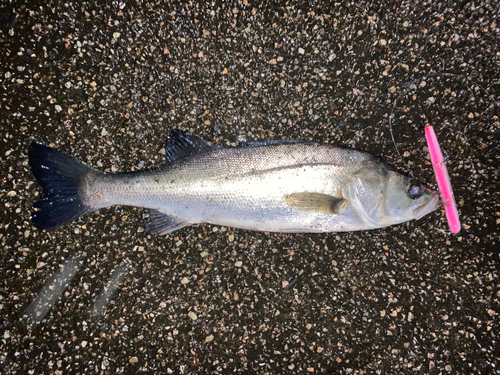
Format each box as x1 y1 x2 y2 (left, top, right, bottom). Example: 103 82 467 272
29 130 440 234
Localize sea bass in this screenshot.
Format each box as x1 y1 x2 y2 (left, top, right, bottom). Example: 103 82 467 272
28 130 440 234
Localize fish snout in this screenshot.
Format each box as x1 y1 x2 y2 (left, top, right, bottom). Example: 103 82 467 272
412 189 441 220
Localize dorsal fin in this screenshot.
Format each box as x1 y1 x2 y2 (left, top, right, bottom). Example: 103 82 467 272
164 129 215 163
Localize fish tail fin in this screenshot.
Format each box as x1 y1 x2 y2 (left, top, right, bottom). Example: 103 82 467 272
28 143 98 231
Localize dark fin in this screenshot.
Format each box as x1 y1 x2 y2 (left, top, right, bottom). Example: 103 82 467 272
29 143 94 231
283 192 347 214
238 139 307 147
164 129 216 163
146 209 188 235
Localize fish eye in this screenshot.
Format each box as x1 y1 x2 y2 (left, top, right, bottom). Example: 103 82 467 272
406 179 422 199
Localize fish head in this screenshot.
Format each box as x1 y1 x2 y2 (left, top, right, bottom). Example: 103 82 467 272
382 170 441 222
346 162 440 227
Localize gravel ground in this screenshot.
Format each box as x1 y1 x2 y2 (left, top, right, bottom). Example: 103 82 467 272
1 1 499 374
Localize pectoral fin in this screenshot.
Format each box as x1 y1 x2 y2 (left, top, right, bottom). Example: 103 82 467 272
146 209 189 235
284 192 347 214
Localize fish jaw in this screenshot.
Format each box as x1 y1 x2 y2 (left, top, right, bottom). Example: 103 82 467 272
411 189 441 220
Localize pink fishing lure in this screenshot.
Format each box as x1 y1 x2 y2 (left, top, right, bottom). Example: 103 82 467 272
425 126 460 233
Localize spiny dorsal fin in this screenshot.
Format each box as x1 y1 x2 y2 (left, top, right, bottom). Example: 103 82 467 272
164 129 216 163
283 192 347 214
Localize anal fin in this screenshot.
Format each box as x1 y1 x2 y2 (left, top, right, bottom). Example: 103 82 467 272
284 192 347 214
146 209 189 235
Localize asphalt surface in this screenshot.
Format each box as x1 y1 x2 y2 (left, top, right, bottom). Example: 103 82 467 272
1 1 499 374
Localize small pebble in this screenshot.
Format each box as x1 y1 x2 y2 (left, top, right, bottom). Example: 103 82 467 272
205 335 214 343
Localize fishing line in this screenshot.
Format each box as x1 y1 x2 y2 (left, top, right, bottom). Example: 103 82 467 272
388 71 498 173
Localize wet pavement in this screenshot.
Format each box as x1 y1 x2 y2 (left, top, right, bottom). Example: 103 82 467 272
1 1 499 373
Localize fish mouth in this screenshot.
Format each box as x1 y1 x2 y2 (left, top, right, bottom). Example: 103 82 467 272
411 191 441 220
